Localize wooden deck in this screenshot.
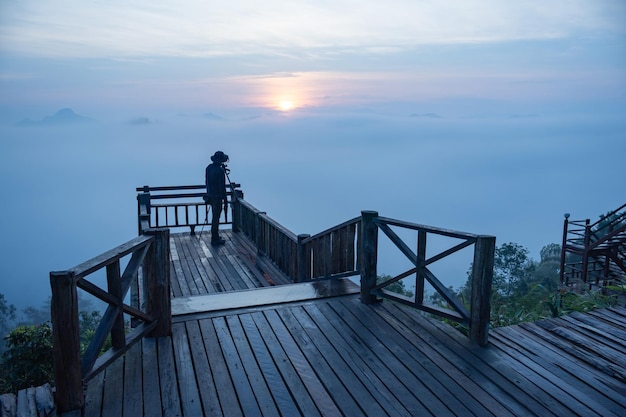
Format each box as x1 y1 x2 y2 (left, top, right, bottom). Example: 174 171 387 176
83 230 626 417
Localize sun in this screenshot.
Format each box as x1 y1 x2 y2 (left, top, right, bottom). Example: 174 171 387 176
278 100 295 111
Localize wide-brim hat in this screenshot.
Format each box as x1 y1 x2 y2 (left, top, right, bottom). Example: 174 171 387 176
211 151 229 163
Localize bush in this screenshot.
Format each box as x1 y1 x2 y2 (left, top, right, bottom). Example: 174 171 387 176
0 323 53 393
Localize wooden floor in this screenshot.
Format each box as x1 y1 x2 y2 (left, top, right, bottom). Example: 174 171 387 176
168 230 292 297
83 231 626 417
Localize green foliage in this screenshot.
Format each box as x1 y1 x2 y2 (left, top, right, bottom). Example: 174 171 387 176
0 293 17 354
376 274 414 298
450 242 619 329
0 323 53 393
0 297 113 394
79 310 112 355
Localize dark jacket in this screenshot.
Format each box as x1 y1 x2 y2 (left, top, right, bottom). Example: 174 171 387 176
205 163 227 202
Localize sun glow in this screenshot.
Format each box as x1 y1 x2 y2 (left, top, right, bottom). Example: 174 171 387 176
278 99 295 111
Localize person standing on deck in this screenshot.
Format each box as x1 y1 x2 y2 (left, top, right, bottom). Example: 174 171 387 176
205 151 229 245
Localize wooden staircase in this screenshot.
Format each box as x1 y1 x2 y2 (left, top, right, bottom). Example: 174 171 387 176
560 203 626 290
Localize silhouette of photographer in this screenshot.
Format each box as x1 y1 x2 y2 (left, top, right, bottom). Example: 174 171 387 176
204 151 229 245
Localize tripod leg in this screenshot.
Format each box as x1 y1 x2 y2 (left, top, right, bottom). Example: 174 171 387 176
199 204 210 237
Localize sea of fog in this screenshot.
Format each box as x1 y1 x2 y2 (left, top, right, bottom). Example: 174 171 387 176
1 110 624 310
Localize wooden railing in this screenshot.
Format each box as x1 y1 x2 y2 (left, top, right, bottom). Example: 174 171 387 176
136 184 241 234
560 203 626 287
50 228 171 414
135 185 495 345
234 199 360 282
360 211 495 346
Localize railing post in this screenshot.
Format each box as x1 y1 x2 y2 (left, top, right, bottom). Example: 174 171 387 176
137 189 151 235
50 271 84 413
469 235 495 346
559 213 570 286
296 234 311 283
232 190 243 233
582 219 591 284
256 212 267 255
106 261 126 349
143 228 171 337
360 211 380 304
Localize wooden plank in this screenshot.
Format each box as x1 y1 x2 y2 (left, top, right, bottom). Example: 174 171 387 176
383 300 559 417
122 341 143 417
334 298 473 417
173 235 201 295
260 309 341 416
184 235 219 293
562 313 626 344
239 313 306 417
169 237 190 297
212 316 263 417
101 357 123 417
487 332 607 417
141 337 163 417
225 315 280 416
534 318 626 377
185 321 224 417
224 238 271 287
301 302 413 417
520 321 626 382
276 307 368 417
182 233 214 293
171 323 204 416
157 337 182 417
84 371 104 417
198 318 243 417
168 261 183 298
492 326 626 414
368 300 517 416
194 237 228 293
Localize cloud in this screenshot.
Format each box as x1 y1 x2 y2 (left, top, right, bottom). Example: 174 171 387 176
1 1 623 58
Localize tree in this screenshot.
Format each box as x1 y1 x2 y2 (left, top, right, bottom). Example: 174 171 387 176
0 293 16 354
0 323 53 393
493 242 535 297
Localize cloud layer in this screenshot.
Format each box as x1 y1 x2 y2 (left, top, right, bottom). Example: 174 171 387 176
2 1 624 58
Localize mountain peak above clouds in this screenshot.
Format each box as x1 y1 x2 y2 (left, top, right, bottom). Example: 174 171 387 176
17 108 94 126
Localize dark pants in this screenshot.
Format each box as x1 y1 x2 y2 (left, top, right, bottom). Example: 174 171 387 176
210 199 223 242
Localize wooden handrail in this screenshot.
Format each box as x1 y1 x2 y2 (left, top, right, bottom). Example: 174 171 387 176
50 228 171 414
137 184 241 234
360 211 495 346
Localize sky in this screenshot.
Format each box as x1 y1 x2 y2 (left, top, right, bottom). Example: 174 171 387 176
0 1 625 311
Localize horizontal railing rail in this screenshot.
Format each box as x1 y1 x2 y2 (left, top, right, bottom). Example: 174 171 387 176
136 184 495 346
359 211 495 346
234 199 361 282
50 228 171 414
235 198 299 279
136 184 241 234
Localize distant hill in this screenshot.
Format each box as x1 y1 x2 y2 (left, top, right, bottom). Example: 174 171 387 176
17 108 94 126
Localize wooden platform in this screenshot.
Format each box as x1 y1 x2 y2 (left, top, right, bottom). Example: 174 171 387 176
83 230 626 417
169 230 292 297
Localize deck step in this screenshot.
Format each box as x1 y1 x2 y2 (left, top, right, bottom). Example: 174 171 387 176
171 277 360 316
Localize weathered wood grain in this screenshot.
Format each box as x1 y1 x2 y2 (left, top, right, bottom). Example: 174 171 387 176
80 229 626 417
